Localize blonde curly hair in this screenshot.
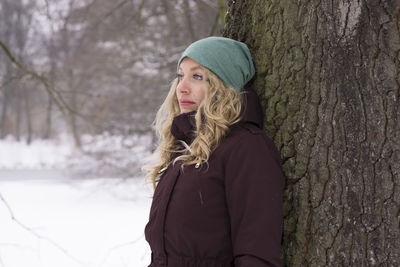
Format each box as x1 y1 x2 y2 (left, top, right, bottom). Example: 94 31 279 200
145 68 245 189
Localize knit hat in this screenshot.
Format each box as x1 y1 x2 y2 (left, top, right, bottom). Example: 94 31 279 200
177 37 255 91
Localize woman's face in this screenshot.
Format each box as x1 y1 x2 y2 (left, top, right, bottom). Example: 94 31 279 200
176 57 206 114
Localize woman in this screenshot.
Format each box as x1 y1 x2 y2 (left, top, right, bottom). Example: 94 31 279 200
144 37 284 267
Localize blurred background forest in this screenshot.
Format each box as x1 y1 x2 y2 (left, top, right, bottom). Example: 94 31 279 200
1 2 225 264
0 0 225 176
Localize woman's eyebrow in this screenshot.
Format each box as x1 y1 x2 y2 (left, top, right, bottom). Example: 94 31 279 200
178 65 204 72
190 66 203 71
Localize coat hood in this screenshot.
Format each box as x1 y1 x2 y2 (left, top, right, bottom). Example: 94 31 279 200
171 82 264 143
241 83 264 128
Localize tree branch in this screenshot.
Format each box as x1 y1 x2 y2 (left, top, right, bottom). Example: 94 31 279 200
0 40 69 113
210 0 226 35
99 234 145 266
0 40 91 122
88 0 131 31
0 192 87 265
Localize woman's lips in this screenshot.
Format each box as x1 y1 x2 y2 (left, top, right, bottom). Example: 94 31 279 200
179 100 195 106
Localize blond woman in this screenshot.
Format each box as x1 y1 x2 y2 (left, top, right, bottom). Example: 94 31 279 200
144 37 284 267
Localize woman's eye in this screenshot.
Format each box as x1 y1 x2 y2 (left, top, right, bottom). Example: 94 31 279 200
176 73 183 81
193 74 203 80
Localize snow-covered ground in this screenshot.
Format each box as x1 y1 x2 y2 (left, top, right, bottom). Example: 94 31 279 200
0 136 153 267
0 135 72 170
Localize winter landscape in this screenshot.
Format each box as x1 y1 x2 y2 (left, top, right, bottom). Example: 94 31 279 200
0 1 222 266
0 136 153 267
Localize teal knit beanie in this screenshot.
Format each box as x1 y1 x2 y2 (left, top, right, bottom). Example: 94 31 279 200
177 37 255 91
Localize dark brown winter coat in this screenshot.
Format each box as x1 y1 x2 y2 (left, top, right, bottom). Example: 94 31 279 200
145 87 285 267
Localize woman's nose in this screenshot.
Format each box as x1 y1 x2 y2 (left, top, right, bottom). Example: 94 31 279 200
177 79 190 94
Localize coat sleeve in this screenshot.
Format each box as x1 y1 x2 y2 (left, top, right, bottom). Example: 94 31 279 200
224 132 285 267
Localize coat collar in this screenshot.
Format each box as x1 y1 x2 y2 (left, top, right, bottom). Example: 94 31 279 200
170 110 197 145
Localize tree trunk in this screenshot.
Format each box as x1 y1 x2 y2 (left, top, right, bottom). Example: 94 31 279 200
183 0 196 40
15 85 21 141
61 19 82 148
44 38 55 140
44 86 53 139
224 0 399 266
66 66 82 148
23 86 32 145
0 82 10 139
0 1 13 139
68 70 82 148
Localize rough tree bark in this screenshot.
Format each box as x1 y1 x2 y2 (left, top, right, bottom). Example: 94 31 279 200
224 1 399 266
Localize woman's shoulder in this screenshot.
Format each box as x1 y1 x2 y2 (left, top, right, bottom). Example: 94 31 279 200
215 122 281 162
227 121 273 145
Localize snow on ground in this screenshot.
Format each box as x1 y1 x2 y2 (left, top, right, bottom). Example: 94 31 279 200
0 134 153 176
0 136 154 267
0 135 72 169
